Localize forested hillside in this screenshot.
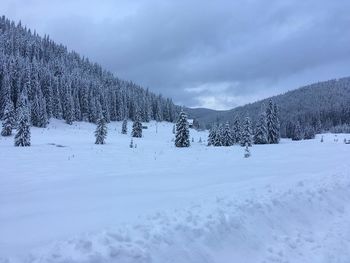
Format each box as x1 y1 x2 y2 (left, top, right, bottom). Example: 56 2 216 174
0 16 179 127
188 78 350 137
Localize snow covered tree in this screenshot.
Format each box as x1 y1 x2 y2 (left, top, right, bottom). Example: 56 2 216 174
273 103 280 138
214 124 223 146
31 88 48 127
314 118 322 134
221 121 233 146
266 100 280 144
254 112 268 144
207 125 216 146
17 88 30 124
1 99 15 136
63 81 75 125
240 117 253 147
304 125 315 140
52 77 63 119
14 107 31 147
131 110 142 138
292 121 303 141
95 117 107 144
232 117 241 144
175 110 190 147
122 118 127 134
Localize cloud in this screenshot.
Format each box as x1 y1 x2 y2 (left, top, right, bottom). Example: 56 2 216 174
3 0 350 109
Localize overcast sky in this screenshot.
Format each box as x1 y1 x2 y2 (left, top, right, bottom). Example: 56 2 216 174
3 0 350 110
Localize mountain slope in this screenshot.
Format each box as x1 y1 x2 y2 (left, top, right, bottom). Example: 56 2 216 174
0 16 179 126
188 77 350 136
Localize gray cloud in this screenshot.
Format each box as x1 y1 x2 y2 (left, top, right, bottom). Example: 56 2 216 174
3 0 350 109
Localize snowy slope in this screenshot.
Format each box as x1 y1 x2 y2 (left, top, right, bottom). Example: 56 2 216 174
0 120 350 263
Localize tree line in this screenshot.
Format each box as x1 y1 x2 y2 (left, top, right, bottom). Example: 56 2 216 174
0 16 180 135
207 100 281 147
188 78 350 138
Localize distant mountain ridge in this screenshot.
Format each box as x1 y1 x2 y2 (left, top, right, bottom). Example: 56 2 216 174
187 77 350 137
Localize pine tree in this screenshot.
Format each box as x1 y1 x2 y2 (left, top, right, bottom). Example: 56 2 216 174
214 124 223 146
95 117 107 144
15 107 31 147
31 89 48 127
304 125 315 140
175 110 190 147
64 81 75 125
273 103 280 140
207 125 216 146
240 117 253 147
254 112 268 144
232 117 241 144
131 110 142 138
266 100 279 144
1 99 15 136
122 118 128 134
292 121 303 141
221 121 233 146
52 77 63 119
314 118 322 134
17 88 30 125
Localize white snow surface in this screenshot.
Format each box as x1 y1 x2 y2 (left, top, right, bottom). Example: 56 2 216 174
1 120 350 263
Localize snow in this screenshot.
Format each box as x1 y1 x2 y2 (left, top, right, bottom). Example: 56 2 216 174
1 120 350 263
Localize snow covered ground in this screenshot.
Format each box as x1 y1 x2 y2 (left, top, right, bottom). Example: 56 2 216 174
1 120 350 263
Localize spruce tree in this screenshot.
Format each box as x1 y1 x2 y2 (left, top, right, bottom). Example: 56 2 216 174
131 110 142 138
266 100 279 144
122 118 128 134
240 117 253 147
1 99 15 136
31 89 48 127
222 121 233 146
304 125 315 140
214 124 223 146
17 88 30 122
232 117 241 144
314 118 322 134
175 110 190 147
273 103 280 140
292 121 303 141
66 97 75 125
95 117 107 144
207 125 216 146
15 107 31 147
254 112 268 144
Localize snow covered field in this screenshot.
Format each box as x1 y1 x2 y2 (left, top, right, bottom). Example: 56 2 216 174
1 120 350 263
